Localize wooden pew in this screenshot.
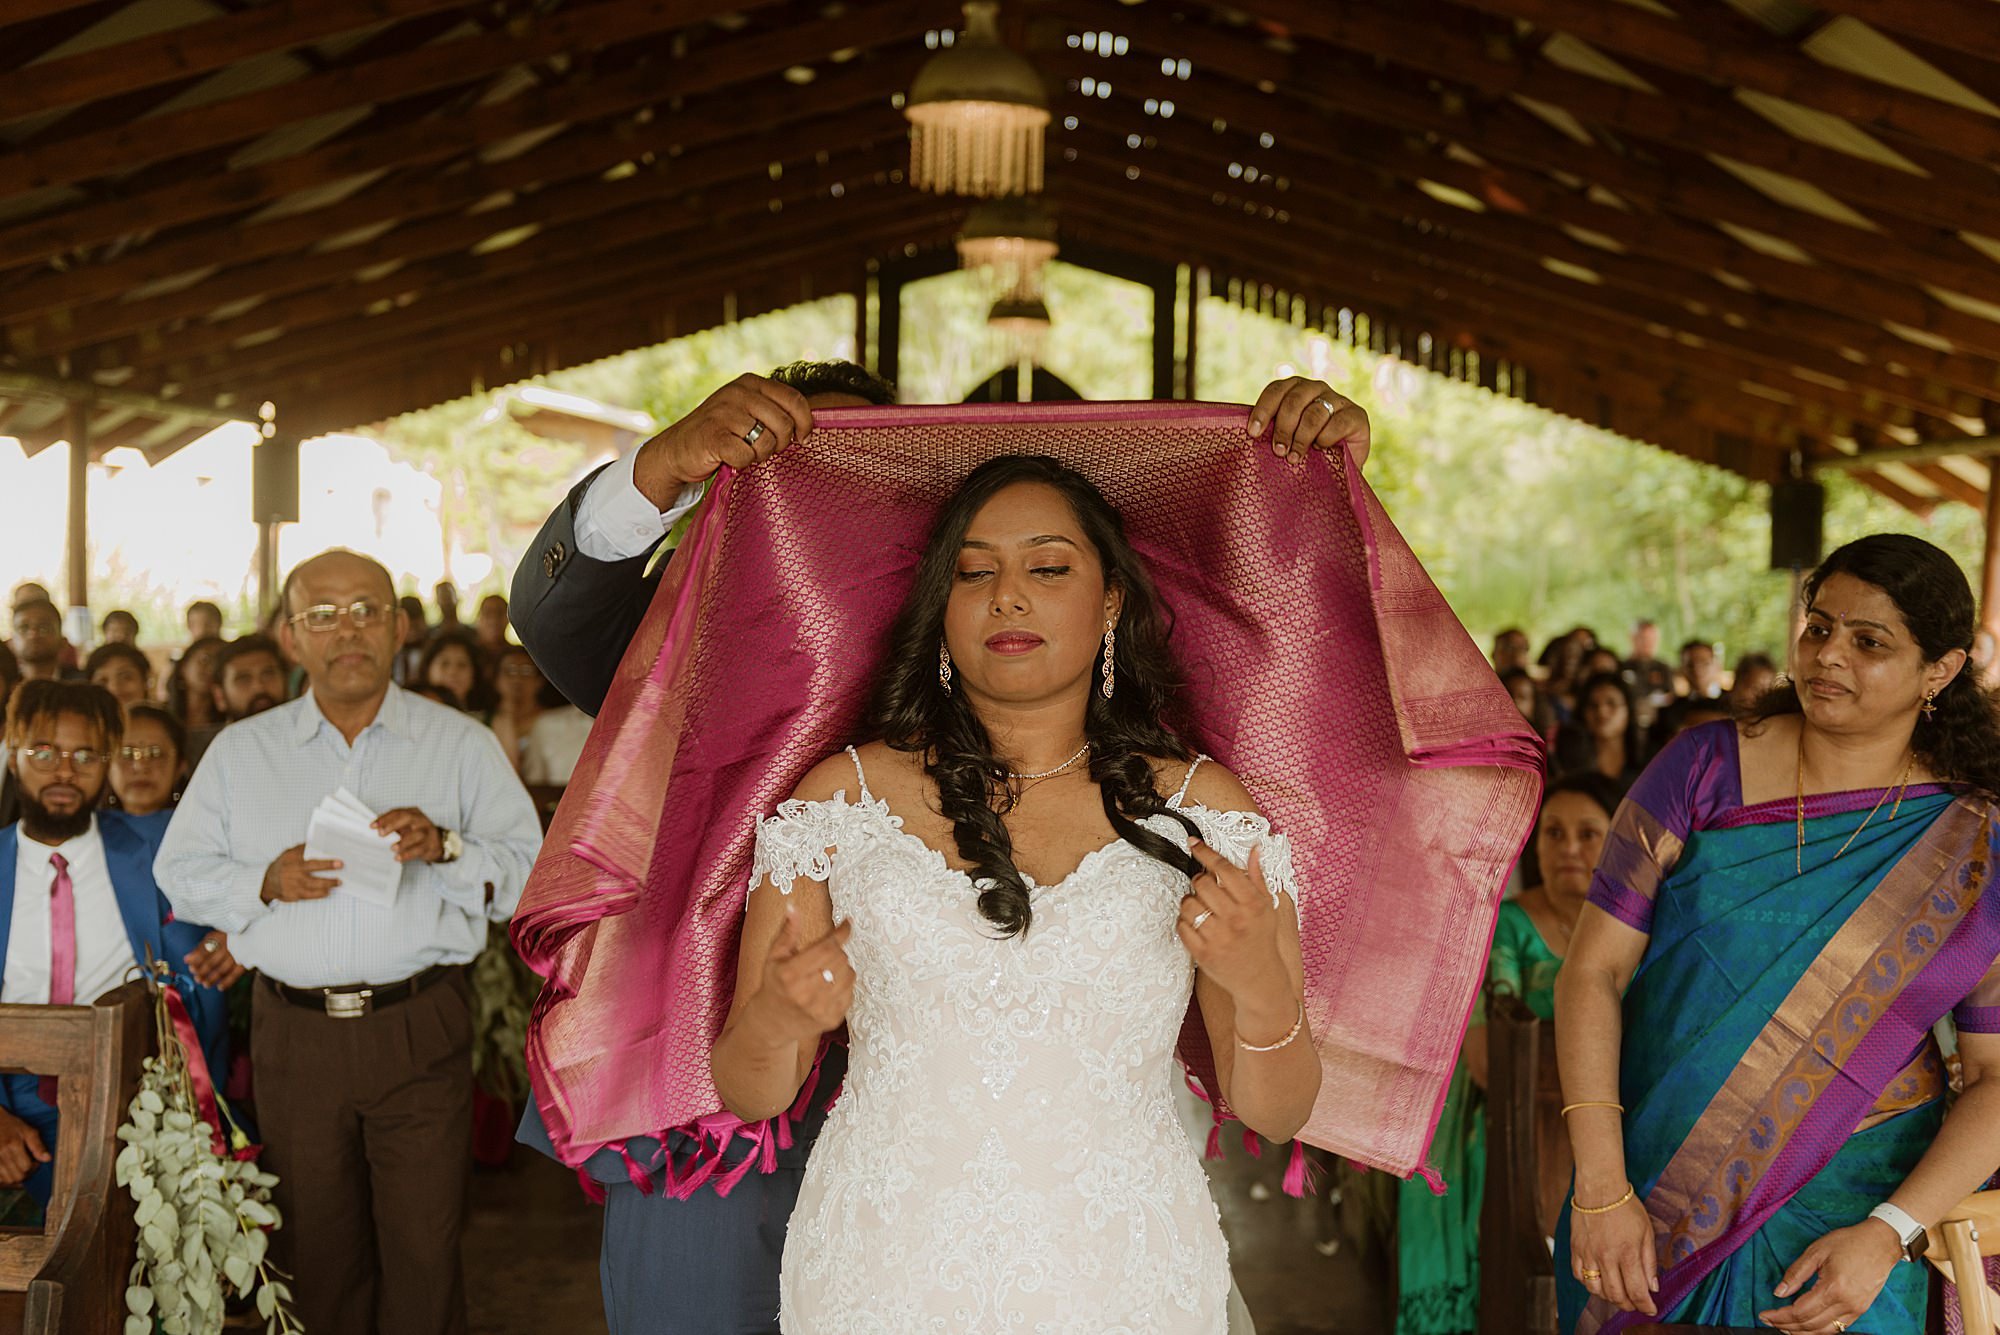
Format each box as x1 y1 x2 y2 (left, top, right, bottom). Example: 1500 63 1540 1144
0 980 151 1335
1480 987 1559 1335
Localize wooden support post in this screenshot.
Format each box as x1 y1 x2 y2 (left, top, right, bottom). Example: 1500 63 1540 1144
63 402 88 635
1151 267 1175 401
877 269 903 393
1983 463 2000 657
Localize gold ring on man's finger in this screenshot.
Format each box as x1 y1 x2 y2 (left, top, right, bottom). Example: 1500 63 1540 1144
1579 1268 1601 1281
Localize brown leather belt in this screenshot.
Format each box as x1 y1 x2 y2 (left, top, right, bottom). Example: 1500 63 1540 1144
259 964 459 1019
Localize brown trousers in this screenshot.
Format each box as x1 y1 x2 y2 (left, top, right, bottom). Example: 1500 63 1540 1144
251 970 474 1335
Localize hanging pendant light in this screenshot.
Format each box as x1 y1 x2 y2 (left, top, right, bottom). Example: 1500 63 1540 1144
988 292 1052 364
956 197 1059 295
906 2 1049 197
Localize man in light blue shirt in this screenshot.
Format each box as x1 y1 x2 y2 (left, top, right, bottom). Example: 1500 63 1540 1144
156 548 541 1335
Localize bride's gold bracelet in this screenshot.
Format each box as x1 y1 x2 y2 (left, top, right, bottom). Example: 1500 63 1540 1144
1571 1183 1636 1215
1237 1000 1305 1053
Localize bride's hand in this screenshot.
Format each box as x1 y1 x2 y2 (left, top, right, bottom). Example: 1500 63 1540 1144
1176 841 1285 1004
747 912 855 1047
1247 377 1371 470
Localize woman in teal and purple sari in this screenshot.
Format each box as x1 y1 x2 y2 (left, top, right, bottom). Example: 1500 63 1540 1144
1555 534 2000 1335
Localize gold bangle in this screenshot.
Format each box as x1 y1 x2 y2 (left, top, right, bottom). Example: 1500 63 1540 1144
1237 1000 1305 1053
1571 1184 1636 1215
1560 1101 1625 1118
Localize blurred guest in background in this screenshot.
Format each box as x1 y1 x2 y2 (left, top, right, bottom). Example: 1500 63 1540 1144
521 681 591 788
1679 638 1722 699
1501 666 1557 749
432 580 462 639
490 646 545 771
84 643 152 708
167 636 225 737
1622 619 1674 701
418 630 495 717
10 601 75 685
1727 651 1777 716
475 594 510 662
1491 627 1531 675
109 705 189 824
1554 672 1645 791
98 610 139 647
396 595 428 685
185 600 224 644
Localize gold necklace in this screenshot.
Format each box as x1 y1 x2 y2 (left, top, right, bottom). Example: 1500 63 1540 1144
1794 732 1915 875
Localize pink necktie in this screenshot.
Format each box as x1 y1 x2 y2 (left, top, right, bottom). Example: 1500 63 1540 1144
39 852 73 1106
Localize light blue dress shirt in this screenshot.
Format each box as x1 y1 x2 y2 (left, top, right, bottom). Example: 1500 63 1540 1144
154 684 542 988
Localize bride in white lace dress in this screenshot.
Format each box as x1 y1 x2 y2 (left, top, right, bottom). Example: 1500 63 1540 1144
710 454 1323 1334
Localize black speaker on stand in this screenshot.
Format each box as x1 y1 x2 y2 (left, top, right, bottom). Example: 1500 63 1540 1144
1771 478 1823 572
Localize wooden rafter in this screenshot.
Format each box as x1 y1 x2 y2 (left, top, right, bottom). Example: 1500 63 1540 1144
1036 30 2000 305
1440 0 2000 171
1059 118 2000 409
0 0 950 275
0 0 478 125
133 139 913 387
50 107 907 370
0 0 799 196
0 47 924 329
178 183 940 392
1806 0 2000 69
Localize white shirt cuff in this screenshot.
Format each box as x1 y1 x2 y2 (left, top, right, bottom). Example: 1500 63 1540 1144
571 449 706 562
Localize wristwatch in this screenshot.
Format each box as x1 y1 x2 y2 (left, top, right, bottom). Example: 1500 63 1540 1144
1869 1202 1930 1263
439 828 463 864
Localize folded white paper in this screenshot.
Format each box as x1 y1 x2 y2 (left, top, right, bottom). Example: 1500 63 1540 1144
304 787 403 908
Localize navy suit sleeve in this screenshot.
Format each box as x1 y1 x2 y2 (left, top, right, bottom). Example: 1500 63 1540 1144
510 464 669 716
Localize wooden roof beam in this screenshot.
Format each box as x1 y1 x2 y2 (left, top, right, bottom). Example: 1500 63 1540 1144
1066 91 2000 365
261 227 952 433
176 187 946 393
1036 39 2000 309
0 46 924 328
1060 118 2000 397
1442 0 2000 172
1047 187 1868 465
0 0 952 276
0 0 798 196
1805 0 2000 69
1241 0 2000 239
1052 179 1964 449
48 106 908 366
110 135 911 383
0 0 122 29
0 0 479 125
1052 163 1979 423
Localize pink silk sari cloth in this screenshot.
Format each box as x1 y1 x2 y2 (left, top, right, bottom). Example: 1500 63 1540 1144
512 400 1544 1188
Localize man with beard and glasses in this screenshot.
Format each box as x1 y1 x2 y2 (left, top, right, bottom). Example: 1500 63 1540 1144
0 681 230 1210
156 548 541 1335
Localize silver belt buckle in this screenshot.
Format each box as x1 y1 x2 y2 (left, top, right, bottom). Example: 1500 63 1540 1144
325 988 373 1019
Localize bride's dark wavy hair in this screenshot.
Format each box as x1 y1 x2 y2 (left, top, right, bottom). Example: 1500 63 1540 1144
1744 533 2000 796
872 455 1200 938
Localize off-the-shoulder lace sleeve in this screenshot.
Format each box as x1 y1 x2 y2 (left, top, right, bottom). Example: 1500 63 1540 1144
1174 805 1300 909
748 795 861 895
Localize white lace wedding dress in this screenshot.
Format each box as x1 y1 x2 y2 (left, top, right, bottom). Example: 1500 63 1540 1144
749 748 1300 1335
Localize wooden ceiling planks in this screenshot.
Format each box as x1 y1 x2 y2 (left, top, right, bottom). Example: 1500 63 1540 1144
0 0 1996 513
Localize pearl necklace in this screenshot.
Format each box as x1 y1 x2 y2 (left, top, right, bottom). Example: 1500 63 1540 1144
1008 742 1090 782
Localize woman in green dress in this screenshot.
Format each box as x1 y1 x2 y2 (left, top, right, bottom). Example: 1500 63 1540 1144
1396 772 1623 1333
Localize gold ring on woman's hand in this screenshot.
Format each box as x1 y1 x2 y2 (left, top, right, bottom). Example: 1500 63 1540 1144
1579 1268 1600 1280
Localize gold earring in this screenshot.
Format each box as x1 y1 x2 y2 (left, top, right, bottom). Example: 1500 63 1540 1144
1921 688 1937 721
1100 622 1116 700
939 639 953 695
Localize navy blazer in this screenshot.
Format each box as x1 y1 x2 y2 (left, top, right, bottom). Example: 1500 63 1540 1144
0 811 229 1114
510 462 670 716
